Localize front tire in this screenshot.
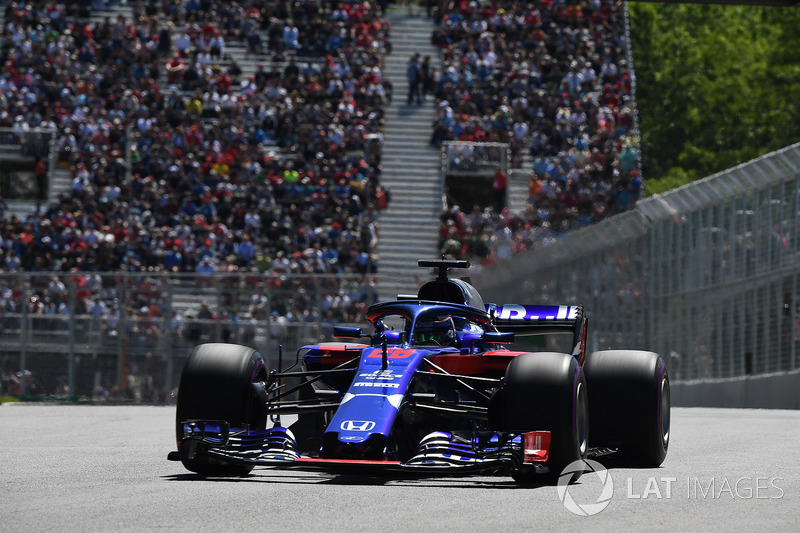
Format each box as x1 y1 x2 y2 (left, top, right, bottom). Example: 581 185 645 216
492 352 588 483
175 343 268 476
584 350 670 467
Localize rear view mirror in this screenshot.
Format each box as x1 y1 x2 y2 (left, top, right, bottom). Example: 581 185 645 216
333 326 363 339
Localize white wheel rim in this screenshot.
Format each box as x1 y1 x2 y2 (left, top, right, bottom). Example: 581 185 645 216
576 381 588 455
660 376 670 447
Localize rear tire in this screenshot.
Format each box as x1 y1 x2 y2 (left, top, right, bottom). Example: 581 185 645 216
492 352 588 483
584 350 670 467
175 343 268 476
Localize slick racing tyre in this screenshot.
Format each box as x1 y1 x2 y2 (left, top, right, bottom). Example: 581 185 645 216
584 350 670 467
491 352 588 484
176 343 268 476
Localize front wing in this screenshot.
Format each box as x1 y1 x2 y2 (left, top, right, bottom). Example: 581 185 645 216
168 421 554 476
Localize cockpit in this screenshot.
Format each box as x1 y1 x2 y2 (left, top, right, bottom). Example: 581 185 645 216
370 308 491 351
413 316 457 346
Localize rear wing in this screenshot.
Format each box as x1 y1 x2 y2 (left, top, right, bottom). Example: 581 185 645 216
487 304 587 362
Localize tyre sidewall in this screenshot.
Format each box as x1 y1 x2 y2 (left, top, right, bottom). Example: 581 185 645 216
584 350 669 466
175 343 268 475
495 352 588 481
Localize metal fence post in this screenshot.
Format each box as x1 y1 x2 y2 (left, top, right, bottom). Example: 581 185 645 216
19 282 28 396
68 278 76 396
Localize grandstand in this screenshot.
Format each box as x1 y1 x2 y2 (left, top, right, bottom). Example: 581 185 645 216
0 0 644 399
0 0 639 278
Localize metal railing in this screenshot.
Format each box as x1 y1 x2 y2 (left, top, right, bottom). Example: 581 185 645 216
473 143 800 382
441 141 510 176
0 272 374 401
0 127 54 160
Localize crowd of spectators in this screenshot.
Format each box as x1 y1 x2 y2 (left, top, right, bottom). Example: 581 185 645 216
0 0 392 331
430 0 643 265
0 0 645 339
0 0 651 400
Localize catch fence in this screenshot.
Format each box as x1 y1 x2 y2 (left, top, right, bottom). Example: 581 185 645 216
473 143 800 382
0 272 374 401
5 145 800 401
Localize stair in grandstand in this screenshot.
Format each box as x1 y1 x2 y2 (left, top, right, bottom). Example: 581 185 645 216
375 10 444 299
507 171 532 216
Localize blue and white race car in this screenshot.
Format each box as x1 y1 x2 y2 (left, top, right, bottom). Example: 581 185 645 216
169 259 670 482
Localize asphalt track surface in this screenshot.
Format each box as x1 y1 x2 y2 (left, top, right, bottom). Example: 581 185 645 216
1 405 798 532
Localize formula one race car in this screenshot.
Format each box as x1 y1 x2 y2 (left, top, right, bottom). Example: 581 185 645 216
168 259 670 483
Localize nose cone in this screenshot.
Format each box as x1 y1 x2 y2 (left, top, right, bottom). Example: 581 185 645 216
321 432 388 460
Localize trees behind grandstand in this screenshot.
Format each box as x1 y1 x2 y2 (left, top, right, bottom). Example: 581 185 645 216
630 2 800 194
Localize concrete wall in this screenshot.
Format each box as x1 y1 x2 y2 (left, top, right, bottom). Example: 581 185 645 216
671 370 800 409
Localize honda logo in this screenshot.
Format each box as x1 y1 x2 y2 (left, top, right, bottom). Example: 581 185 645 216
340 420 376 432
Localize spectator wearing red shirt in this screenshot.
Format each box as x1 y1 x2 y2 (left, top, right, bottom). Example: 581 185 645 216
492 166 507 211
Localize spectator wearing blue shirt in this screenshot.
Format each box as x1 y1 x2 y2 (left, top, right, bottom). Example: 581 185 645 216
235 234 256 265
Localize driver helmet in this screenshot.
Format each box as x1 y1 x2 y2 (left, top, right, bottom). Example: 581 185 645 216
414 316 456 346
